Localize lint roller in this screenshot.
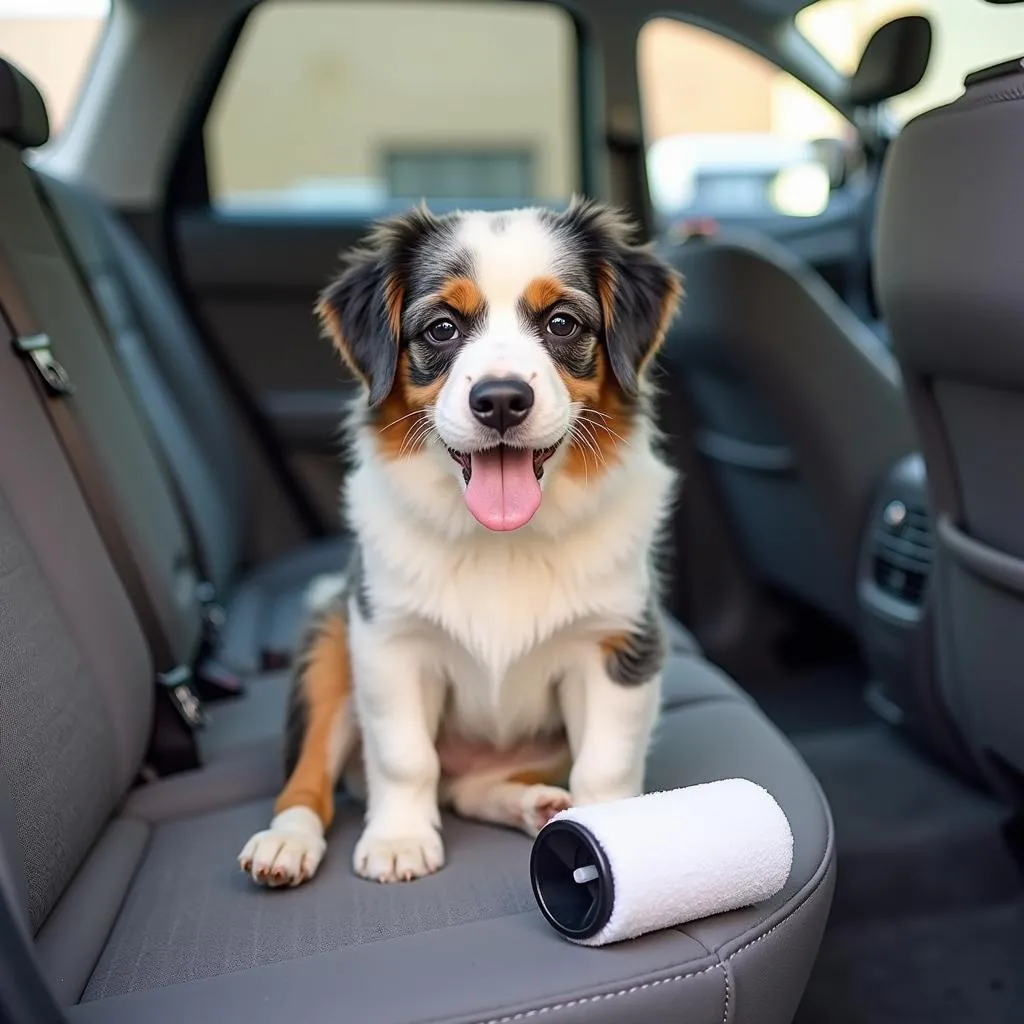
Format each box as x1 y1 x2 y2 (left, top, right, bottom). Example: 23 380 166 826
529 779 794 946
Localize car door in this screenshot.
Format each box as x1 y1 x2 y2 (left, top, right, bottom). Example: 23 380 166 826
162 0 587 528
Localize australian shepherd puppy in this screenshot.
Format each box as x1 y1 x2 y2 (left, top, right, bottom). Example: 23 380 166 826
239 197 683 886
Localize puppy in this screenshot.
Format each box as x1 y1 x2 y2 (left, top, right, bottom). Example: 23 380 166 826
239 197 682 886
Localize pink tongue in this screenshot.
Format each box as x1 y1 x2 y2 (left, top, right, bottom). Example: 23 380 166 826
465 447 541 531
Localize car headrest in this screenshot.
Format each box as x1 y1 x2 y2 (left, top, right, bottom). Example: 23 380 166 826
876 56 1024 386
846 15 933 108
0 58 50 149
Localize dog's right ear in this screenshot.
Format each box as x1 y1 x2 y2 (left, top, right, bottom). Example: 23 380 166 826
316 205 437 408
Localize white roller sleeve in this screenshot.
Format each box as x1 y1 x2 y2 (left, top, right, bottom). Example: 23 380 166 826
534 779 794 947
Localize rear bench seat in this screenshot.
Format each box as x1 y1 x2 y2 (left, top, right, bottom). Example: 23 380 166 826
0 58 834 1022
36 168 352 678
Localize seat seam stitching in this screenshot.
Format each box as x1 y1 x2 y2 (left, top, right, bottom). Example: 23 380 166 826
720 960 730 1024
473 921 786 1024
473 963 720 1024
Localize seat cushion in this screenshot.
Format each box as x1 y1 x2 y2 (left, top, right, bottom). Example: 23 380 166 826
214 536 352 674
63 654 833 1024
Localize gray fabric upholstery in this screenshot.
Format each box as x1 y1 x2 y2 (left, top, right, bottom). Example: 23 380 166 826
34 819 149 1004
660 229 917 627
70 660 832 1023
122 740 284 825
876 56 1024 789
0 58 48 149
0 142 204 663
0 309 153 932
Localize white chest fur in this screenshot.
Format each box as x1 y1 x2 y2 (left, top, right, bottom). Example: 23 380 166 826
344 430 676 745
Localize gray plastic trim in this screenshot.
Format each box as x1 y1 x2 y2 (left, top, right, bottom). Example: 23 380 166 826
693 429 796 474
937 514 1024 597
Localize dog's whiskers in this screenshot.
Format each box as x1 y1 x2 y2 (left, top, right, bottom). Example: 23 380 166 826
581 413 632 449
379 408 429 433
566 423 591 484
398 413 434 458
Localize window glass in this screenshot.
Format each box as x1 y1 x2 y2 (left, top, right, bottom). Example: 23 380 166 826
0 0 109 142
798 0 1024 124
638 18 855 221
206 1 579 213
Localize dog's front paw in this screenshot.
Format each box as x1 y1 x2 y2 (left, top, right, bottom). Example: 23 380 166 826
238 807 326 888
353 824 445 883
521 784 572 836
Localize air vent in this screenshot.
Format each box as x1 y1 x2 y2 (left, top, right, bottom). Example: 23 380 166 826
871 498 933 605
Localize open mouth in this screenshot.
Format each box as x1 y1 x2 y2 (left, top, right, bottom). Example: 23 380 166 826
446 441 562 483
445 440 563 532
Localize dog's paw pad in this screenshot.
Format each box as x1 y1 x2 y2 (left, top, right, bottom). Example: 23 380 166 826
353 827 445 883
522 785 572 835
238 828 326 888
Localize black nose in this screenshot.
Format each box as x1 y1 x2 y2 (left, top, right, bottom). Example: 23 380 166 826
469 377 535 434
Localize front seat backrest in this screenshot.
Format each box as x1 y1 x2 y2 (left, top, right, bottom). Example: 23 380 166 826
661 229 916 629
876 55 1024 798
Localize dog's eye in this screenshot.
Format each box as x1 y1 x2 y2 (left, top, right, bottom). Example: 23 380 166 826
546 313 579 339
426 319 460 344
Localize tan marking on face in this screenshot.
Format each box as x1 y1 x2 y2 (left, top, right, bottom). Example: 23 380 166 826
595 262 616 330
560 345 634 483
316 296 356 374
274 612 351 830
384 274 405 341
641 269 684 374
373 351 447 460
522 274 569 314
437 276 484 318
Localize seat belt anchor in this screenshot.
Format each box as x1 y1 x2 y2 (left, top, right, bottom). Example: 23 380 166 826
157 664 207 731
12 333 75 396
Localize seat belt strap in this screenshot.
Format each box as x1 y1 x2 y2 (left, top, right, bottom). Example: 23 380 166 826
32 178 227 645
0 259 206 749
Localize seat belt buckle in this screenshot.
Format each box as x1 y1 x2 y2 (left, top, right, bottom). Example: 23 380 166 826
157 665 207 731
12 333 75 396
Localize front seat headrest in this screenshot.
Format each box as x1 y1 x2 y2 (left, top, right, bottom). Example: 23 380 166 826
846 15 933 108
0 58 50 149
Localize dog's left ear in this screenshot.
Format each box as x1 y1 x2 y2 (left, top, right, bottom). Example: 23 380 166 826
565 198 683 398
316 204 438 408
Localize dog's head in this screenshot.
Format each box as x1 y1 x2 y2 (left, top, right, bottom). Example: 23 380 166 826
317 197 682 532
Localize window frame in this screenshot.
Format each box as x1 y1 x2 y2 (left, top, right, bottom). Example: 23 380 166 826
635 12 864 224
169 0 594 217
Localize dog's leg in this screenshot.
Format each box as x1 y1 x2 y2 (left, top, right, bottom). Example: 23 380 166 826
239 603 355 887
444 745 573 836
351 622 446 883
560 613 665 806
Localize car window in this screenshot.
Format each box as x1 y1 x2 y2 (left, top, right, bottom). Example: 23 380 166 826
0 0 110 142
205 0 580 214
638 17 857 223
798 0 1024 124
